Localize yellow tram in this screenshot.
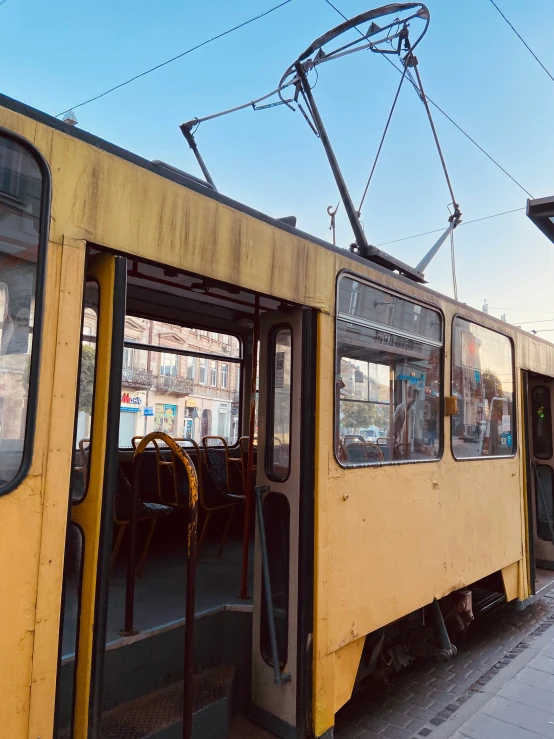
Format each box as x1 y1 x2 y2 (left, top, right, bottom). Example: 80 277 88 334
1 92 554 739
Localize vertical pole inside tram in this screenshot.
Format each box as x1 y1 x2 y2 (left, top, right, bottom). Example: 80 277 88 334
240 295 260 599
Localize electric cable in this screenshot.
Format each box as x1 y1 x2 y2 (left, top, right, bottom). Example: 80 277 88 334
488 0 554 85
322 0 534 199
56 0 293 118
376 207 524 247
357 63 408 216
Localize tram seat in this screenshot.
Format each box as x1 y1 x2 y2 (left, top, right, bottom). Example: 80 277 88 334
79 439 172 575
201 436 246 559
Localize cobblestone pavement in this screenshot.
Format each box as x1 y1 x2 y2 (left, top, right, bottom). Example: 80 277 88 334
335 589 554 739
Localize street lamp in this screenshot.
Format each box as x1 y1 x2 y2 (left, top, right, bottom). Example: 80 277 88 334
527 195 554 244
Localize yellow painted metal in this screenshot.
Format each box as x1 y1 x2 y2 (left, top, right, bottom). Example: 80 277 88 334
0 103 552 738
0 238 84 739
333 636 366 714
28 237 87 739
70 253 118 739
501 562 520 602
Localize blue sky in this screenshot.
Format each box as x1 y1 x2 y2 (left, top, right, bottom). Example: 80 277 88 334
2 0 554 329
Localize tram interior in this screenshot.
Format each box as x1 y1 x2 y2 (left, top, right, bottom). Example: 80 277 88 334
57 254 290 738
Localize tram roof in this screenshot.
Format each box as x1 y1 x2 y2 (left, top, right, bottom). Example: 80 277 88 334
0 92 550 354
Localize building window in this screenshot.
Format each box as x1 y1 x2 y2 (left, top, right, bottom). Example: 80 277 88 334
187 356 196 381
209 331 218 340
160 352 177 376
210 361 218 387
199 330 208 337
451 318 514 459
336 276 443 466
123 338 135 368
199 358 207 385
221 363 228 389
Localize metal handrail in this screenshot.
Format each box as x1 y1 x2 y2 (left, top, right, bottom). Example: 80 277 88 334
120 432 198 739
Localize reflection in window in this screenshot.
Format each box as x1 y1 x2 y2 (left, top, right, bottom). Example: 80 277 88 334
532 386 552 460
0 135 45 489
260 492 290 668
336 278 442 466
72 281 99 501
268 327 292 480
451 319 514 459
535 465 554 542
55 523 84 733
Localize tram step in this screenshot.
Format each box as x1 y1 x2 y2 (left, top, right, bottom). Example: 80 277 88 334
98 664 235 739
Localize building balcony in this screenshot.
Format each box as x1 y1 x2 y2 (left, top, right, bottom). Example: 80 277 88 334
121 366 154 389
154 374 194 395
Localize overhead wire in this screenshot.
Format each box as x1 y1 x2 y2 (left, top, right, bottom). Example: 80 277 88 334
357 63 407 215
322 0 534 199
56 0 293 117
376 207 525 246
488 0 554 85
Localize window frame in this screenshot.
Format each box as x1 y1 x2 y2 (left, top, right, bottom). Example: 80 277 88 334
334 270 445 470
265 322 294 482
450 313 517 462
0 128 51 498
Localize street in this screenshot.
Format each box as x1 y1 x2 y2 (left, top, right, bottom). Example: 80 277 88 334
335 588 554 739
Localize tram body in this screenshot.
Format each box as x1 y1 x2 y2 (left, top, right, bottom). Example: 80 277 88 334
0 94 553 739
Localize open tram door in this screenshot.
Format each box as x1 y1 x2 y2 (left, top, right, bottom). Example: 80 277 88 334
56 251 126 739
250 306 317 739
523 372 554 599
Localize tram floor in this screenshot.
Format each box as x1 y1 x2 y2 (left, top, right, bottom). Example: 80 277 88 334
335 571 554 739
61 533 253 658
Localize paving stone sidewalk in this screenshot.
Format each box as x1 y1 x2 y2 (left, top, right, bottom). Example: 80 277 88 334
430 620 554 739
335 591 554 739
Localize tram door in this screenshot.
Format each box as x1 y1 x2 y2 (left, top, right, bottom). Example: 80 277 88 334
62 253 126 739
526 374 554 571
251 307 316 738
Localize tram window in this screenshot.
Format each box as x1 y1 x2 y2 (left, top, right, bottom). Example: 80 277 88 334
534 465 554 541
267 326 292 480
336 277 442 466
71 281 99 502
0 134 48 492
532 386 553 460
451 319 515 459
260 491 290 668
117 318 242 447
